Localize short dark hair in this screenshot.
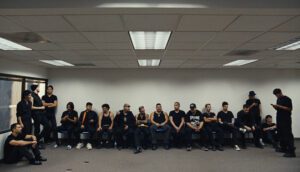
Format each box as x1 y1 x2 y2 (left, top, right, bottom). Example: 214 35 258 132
273 88 282 95
265 115 272 119
47 85 54 89
243 104 249 108
222 101 228 107
205 103 211 108
10 123 19 131
86 102 93 106
156 103 161 106
22 90 31 99
66 102 74 110
139 106 144 111
102 103 110 109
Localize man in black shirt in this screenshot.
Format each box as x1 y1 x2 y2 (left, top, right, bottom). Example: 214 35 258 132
134 106 150 154
169 102 185 148
271 88 295 157
114 103 136 149
75 102 98 150
16 90 33 135
30 84 51 147
97 104 114 148
246 91 262 126
150 103 170 150
56 102 78 150
203 103 224 151
185 103 208 151
236 104 263 149
262 115 277 148
42 85 58 147
217 102 240 151
4 123 46 165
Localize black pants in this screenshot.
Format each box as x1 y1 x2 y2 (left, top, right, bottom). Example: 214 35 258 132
114 127 135 148
98 128 113 142
45 112 58 143
134 127 150 148
21 117 32 135
219 124 238 146
57 125 77 145
74 126 96 144
4 141 40 164
240 126 262 146
205 123 223 147
170 126 185 147
185 126 208 147
277 116 295 153
263 130 277 146
32 111 51 142
150 125 170 145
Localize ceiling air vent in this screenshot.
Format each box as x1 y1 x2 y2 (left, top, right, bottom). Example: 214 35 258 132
0 32 49 43
73 63 96 67
225 50 259 56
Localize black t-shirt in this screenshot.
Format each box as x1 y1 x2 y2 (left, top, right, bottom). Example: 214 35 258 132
31 92 43 108
237 110 254 127
276 96 292 117
114 110 136 129
79 110 98 128
61 110 78 126
262 122 276 130
16 99 32 119
42 94 57 114
169 110 185 126
217 111 234 124
246 98 261 117
4 134 24 162
203 112 217 126
185 110 203 127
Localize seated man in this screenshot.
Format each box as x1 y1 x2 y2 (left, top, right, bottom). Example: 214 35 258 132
55 102 78 150
217 101 240 151
4 123 46 165
97 104 114 148
203 103 224 151
114 103 136 149
169 102 185 148
76 102 98 150
185 103 208 151
262 115 278 148
236 104 264 149
150 103 170 150
134 106 150 154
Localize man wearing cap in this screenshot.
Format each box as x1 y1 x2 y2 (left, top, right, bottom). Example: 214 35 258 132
271 88 295 157
185 103 208 151
30 84 51 148
246 91 262 126
114 103 136 150
16 90 33 135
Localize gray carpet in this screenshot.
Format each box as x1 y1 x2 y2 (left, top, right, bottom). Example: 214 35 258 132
1 141 300 172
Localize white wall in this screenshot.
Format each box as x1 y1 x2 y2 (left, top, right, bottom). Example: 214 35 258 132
48 68 300 137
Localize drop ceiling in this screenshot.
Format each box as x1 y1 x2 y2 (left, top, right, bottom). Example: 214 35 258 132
0 0 299 69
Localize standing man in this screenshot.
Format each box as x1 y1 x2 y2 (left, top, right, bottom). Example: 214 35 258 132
150 103 170 150
16 90 33 135
42 85 58 147
169 102 185 148
246 91 262 126
134 106 150 154
114 103 136 150
30 84 50 148
271 88 295 157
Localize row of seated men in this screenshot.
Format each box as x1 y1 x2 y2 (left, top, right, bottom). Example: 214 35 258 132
53 102 277 153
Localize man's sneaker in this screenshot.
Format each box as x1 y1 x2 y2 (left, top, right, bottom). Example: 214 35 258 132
134 147 142 154
239 128 247 134
30 160 42 165
234 145 241 151
186 146 192 151
152 145 158 150
202 147 209 151
260 139 265 146
66 145 72 150
212 146 216 151
36 156 47 162
164 145 170 150
76 143 84 149
217 146 224 151
283 152 296 158
53 144 59 148
86 143 93 150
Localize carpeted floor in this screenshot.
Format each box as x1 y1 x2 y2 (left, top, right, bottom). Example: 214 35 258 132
1 141 299 172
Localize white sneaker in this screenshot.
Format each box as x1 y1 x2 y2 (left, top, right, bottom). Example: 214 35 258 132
86 143 93 150
234 145 241 151
66 145 72 150
260 139 265 146
76 143 84 149
53 144 58 148
239 128 247 133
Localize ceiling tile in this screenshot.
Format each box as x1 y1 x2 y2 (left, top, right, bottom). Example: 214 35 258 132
272 16 300 32
0 16 28 33
82 32 130 43
58 43 96 50
94 43 133 50
251 32 300 43
169 32 216 42
39 32 88 43
211 32 261 43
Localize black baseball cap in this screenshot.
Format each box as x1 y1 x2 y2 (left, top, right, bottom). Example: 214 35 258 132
249 91 256 96
190 103 196 109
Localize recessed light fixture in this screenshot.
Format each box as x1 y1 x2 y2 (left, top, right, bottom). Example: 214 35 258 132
275 40 300 50
224 59 257 66
0 37 32 50
129 31 171 50
138 59 161 67
40 60 74 66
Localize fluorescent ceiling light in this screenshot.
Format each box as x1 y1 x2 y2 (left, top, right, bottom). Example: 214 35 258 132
138 59 161 67
40 60 74 66
129 31 171 50
275 40 300 50
224 59 257 66
0 37 32 50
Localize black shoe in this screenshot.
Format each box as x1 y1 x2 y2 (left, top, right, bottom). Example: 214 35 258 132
134 147 142 154
212 146 216 151
283 152 296 158
30 160 42 165
37 156 47 162
152 145 157 150
276 147 286 153
217 146 224 151
164 145 170 150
